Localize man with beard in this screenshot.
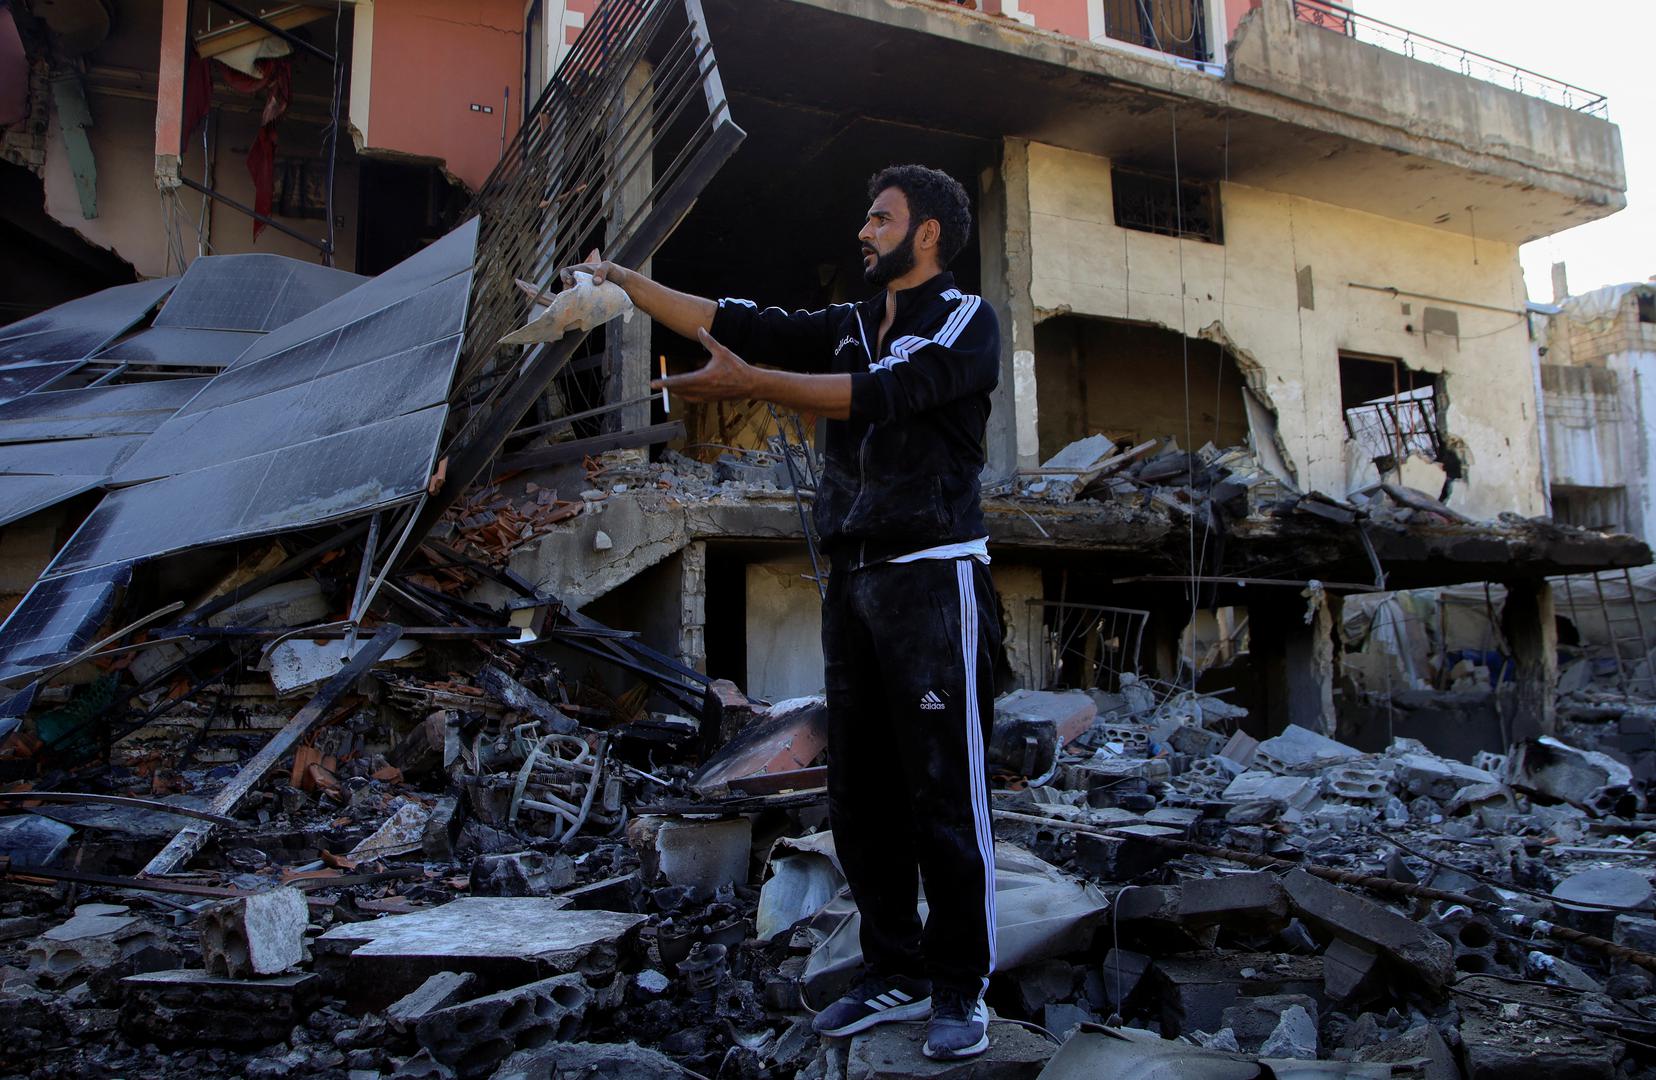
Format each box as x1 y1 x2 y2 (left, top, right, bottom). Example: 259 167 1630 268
562 165 1001 1060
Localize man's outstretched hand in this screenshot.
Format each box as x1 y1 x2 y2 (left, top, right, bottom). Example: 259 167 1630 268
652 327 759 403
558 248 630 290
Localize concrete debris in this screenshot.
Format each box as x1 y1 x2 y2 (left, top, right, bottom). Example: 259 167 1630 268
415 971 591 1078
0 422 1649 1080
199 887 309 978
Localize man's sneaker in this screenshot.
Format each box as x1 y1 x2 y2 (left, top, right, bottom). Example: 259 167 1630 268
811 973 932 1037
923 989 990 1060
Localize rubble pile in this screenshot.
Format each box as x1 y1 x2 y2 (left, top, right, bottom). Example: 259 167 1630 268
3 565 1656 1080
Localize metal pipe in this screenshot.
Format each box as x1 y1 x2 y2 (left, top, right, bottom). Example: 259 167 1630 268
178 176 329 253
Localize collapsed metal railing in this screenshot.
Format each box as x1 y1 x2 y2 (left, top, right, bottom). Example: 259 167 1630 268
414 0 745 547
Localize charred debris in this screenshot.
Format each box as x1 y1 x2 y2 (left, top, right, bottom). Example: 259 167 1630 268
4 3 1656 1079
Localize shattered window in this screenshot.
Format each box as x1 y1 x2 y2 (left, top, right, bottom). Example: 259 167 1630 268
1339 353 1443 468
1111 167 1222 244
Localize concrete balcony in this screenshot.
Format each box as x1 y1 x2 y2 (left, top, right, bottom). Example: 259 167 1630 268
701 0 1625 244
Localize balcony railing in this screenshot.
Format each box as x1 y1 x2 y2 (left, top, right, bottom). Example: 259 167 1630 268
1291 0 1608 117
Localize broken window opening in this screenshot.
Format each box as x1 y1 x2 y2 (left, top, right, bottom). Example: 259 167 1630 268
1638 291 1655 325
1182 605 1250 677
1112 166 1222 244
1034 315 1250 463
1338 352 1452 476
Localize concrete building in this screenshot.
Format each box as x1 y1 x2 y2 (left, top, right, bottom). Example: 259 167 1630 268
0 0 1644 754
1538 274 1656 542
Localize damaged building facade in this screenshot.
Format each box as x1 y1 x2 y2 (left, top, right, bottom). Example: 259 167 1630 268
2 0 1656 1078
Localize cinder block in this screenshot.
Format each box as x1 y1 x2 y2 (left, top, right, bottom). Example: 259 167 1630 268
416 972 590 1078
200 887 309 978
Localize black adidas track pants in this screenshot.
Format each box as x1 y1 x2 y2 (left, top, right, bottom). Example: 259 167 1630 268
823 556 1001 998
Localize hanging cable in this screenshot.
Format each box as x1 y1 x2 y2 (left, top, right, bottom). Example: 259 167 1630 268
1170 102 1201 692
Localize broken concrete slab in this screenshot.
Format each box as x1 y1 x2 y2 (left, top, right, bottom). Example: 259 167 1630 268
119 969 318 1047
1220 994 1317 1053
1392 751 1496 801
200 886 308 978
1508 736 1633 815
1351 1024 1458 1080
1456 974 1623 1078
1176 873 1289 931
1253 725 1361 775
347 798 433 861
1281 870 1453 987
848 1013 1054 1079
26 909 166 987
386 971 479 1031
416 971 590 1079
1146 953 1323 1037
493 1041 686 1080
1221 772 1321 809
1034 1025 1261 1080
317 898 644 1006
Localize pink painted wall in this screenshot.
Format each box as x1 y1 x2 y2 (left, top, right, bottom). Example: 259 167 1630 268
1225 0 1263 42
366 0 523 191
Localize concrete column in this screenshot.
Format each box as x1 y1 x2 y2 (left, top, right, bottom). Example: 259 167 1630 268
1502 579 1557 742
1250 587 1337 736
978 138 1040 478
152 0 189 186
604 59 653 435
679 541 706 673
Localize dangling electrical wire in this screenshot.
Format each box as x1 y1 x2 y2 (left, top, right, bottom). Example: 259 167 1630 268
1170 102 1202 691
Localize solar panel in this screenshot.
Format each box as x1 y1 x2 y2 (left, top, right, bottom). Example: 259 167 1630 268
112 334 461 484
0 362 81 404
230 218 478 369
184 272 472 415
0 561 132 683
0 434 146 477
93 326 261 368
0 279 177 363
0 474 105 529
0 380 209 444
152 254 365 332
47 405 448 577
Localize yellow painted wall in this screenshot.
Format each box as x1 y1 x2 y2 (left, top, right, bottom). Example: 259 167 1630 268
1024 141 1543 519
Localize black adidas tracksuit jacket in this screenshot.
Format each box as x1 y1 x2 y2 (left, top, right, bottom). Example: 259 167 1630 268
712 271 1003 999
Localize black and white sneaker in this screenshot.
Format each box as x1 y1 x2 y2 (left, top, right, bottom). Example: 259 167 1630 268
923 989 990 1060
810 973 933 1037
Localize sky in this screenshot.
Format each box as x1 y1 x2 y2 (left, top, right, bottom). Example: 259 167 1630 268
1356 0 1654 301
